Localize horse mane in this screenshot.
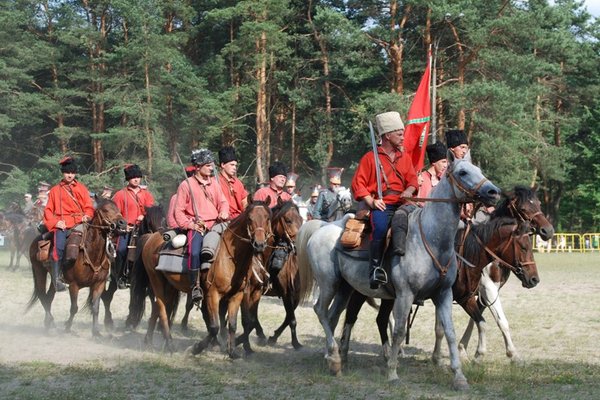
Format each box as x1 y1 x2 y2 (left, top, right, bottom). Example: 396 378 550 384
461 216 517 260
272 200 298 220
141 205 165 234
229 200 272 230
492 185 535 219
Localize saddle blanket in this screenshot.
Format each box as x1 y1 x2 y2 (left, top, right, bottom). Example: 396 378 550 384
156 243 189 274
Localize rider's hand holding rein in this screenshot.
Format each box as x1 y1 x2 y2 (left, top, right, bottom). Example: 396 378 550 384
56 220 67 230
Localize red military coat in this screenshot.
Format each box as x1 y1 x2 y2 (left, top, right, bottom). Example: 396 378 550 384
43 180 95 231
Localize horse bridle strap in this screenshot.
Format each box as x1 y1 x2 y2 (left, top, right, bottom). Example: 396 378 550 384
509 199 543 222
418 215 451 278
472 228 533 276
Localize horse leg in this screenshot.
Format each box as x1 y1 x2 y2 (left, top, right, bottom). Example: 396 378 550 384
180 292 193 332
100 279 117 331
236 288 261 353
485 287 520 362
376 299 394 360
162 285 180 353
270 293 301 349
35 264 56 329
189 291 220 356
90 284 105 338
340 291 367 363
458 318 476 360
322 282 353 375
65 285 80 334
432 290 469 391
387 295 413 382
226 292 245 358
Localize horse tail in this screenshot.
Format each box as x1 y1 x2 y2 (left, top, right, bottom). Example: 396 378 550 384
127 234 153 329
25 239 43 313
297 220 325 304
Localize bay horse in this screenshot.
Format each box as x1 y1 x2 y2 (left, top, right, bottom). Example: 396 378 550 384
297 151 500 390
235 199 304 351
142 197 272 355
101 205 166 330
456 186 554 361
26 199 127 336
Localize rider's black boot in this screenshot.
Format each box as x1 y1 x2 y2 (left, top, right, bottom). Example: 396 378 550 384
51 261 67 292
391 209 409 256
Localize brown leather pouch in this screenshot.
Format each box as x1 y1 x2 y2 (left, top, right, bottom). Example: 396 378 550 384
340 218 367 249
36 240 51 262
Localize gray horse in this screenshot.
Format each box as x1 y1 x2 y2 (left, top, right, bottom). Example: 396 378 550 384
297 151 500 390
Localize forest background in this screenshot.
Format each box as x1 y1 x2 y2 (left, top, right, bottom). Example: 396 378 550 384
0 0 598 231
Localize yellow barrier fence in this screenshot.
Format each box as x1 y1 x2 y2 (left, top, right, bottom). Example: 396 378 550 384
533 233 600 253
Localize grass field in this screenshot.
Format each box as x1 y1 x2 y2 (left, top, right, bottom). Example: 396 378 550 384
0 251 599 399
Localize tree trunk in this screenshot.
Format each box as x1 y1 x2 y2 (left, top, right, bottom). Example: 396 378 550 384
255 30 268 183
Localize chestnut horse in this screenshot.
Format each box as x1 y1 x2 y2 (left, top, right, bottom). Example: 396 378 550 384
0 210 37 271
26 200 127 336
142 198 272 355
236 200 304 351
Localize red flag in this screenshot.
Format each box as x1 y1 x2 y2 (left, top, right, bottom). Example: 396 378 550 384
403 51 432 171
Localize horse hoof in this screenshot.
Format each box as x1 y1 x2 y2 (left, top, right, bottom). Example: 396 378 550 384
255 336 267 346
453 377 470 391
292 342 303 351
326 357 342 377
229 350 242 360
267 336 277 346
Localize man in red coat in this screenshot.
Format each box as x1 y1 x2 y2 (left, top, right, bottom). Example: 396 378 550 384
351 111 418 288
112 164 155 289
253 161 292 207
43 157 95 292
217 146 248 219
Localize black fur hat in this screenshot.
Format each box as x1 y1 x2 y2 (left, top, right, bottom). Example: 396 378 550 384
426 141 447 164
124 164 143 180
445 129 468 149
190 148 215 166
59 156 77 173
268 161 288 179
218 146 237 165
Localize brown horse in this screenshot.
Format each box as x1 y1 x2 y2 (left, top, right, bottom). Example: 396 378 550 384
142 198 272 355
26 199 127 336
236 200 304 351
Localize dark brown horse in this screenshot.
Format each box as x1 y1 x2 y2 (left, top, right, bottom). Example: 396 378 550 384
26 200 127 336
101 205 166 330
236 200 304 351
142 198 272 355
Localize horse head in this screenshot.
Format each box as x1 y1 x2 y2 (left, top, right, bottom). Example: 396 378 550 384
245 199 272 254
499 186 554 241
446 150 500 206
272 200 303 242
93 199 128 234
141 205 165 234
481 219 539 289
336 187 353 213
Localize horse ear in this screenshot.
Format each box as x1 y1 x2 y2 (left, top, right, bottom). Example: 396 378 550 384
247 193 253 205
264 195 271 207
277 196 284 207
447 149 455 164
463 149 472 163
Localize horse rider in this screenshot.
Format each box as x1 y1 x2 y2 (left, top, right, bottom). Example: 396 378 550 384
253 161 293 276
197 146 250 271
305 185 320 220
351 111 418 289
253 161 292 206
216 146 248 220
174 149 229 305
416 141 448 201
445 129 474 223
23 193 34 214
43 157 95 292
166 165 195 229
112 164 155 289
284 172 303 206
313 167 343 221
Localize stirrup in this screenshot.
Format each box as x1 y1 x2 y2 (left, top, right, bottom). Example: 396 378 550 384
117 276 129 290
54 279 67 292
369 267 388 289
191 285 203 307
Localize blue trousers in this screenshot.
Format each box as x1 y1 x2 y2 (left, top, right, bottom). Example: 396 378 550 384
186 230 204 271
52 229 68 262
370 205 398 243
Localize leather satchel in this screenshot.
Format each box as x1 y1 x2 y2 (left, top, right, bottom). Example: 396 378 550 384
36 240 51 262
340 218 368 249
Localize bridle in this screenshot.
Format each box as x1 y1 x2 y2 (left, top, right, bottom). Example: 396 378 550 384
508 197 543 225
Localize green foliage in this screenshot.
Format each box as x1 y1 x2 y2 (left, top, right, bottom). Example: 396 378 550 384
0 0 597 229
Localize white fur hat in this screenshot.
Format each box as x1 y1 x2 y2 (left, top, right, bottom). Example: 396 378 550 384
375 111 405 135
